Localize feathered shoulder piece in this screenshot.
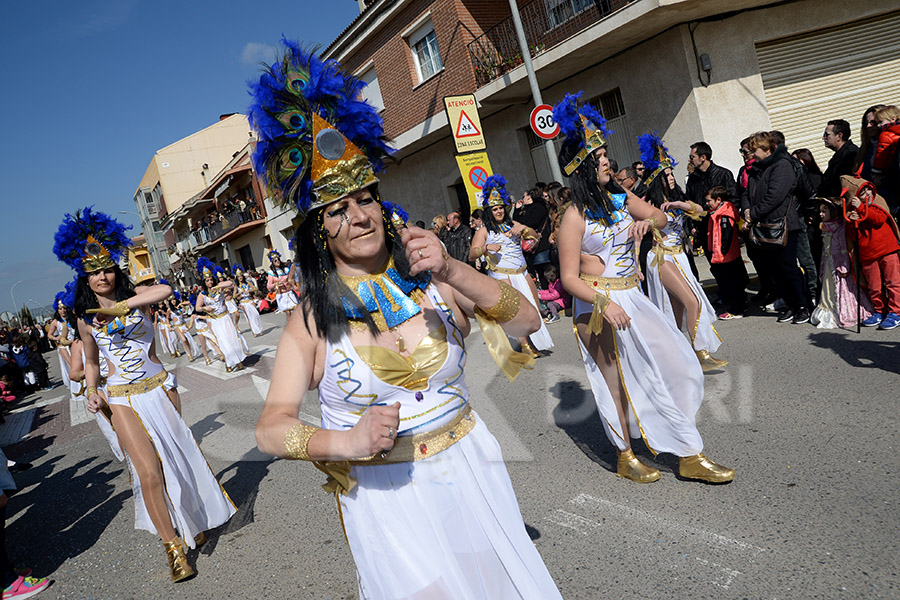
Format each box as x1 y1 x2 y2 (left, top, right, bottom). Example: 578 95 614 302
53 206 132 275
196 257 217 280
248 38 392 217
381 200 409 230
638 132 676 186
552 92 613 176
481 174 511 207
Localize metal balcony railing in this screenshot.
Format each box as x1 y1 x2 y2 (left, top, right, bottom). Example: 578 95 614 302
467 0 637 87
176 208 262 251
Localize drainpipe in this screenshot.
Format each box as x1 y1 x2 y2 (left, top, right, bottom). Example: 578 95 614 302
508 0 564 183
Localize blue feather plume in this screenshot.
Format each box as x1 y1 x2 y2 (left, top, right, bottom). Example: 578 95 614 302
53 206 132 275
172 290 182 301
381 200 409 224
637 131 677 175
481 175 511 207
196 257 217 280
62 278 78 311
552 92 613 155
248 38 392 215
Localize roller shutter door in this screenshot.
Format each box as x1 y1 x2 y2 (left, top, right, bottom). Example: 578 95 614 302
756 10 900 170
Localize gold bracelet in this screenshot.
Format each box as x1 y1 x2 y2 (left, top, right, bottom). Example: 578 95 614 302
284 422 318 460
644 217 659 229
86 386 99 397
476 281 520 323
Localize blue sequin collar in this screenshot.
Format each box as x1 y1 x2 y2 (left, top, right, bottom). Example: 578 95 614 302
338 257 431 331
585 192 627 225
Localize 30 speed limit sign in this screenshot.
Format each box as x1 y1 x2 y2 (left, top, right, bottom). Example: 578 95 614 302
530 104 559 139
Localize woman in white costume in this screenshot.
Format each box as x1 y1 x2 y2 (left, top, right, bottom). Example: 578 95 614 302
154 304 179 358
167 296 199 361
47 294 75 394
553 93 735 484
234 265 264 336
53 207 235 582
188 311 223 365
638 133 728 371
195 258 248 372
251 43 562 600
266 250 298 321
218 270 242 327
469 175 554 357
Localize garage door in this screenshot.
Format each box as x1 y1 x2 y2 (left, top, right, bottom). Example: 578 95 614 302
756 10 900 171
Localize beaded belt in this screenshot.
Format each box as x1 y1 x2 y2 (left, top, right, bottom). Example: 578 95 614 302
107 369 168 397
580 273 640 292
488 265 527 275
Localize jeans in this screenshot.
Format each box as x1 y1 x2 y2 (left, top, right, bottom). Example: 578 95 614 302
795 221 818 305
758 231 807 313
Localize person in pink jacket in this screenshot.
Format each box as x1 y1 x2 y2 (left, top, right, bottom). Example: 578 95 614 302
538 265 570 323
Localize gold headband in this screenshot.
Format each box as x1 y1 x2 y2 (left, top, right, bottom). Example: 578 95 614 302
564 115 608 176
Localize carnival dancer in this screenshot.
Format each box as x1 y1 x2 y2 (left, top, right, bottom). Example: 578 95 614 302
250 42 562 599
639 133 728 371
167 296 199 360
234 265 264 336
47 289 75 393
218 270 242 327
266 249 298 321
469 175 554 357
195 258 248 371
188 312 223 365
154 301 179 359
553 93 735 484
53 207 235 582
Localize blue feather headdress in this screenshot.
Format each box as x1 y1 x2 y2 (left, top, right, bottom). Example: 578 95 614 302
196 257 217 280
247 39 392 217
552 92 613 177
481 175 511 208
53 206 132 276
637 132 676 186
54 291 68 311
381 200 409 229
267 249 282 262
232 264 246 276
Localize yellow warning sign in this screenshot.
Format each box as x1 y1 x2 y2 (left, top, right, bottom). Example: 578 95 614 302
455 151 493 212
444 95 486 154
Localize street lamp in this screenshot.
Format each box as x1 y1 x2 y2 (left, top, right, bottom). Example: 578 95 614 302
10 280 23 320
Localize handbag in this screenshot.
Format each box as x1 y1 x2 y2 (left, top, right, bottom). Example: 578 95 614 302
749 197 791 247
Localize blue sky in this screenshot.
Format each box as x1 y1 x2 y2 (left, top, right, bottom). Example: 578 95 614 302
0 0 360 319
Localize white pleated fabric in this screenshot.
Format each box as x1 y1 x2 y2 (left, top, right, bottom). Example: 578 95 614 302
241 300 263 335
207 316 247 368
156 322 172 355
275 291 298 313
225 299 239 314
319 285 562 600
645 250 722 353
501 272 554 351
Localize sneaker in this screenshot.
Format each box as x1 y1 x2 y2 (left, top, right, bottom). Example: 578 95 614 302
777 310 795 323
3 575 50 598
544 314 560 324
792 309 810 324
878 312 900 330
863 313 884 327
717 312 743 320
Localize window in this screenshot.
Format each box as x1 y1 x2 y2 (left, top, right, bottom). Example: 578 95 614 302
586 88 638 166
359 66 385 112
545 0 594 28
408 20 442 83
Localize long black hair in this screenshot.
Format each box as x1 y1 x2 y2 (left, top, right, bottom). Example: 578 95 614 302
483 204 513 234
292 185 427 343
73 265 136 321
646 168 686 208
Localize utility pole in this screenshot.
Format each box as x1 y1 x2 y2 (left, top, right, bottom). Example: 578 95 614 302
508 0 564 183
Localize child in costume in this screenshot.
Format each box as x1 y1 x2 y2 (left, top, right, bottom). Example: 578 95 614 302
842 175 900 329
554 92 734 484
811 198 873 328
706 186 749 319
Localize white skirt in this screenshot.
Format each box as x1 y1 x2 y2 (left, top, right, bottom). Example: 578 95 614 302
226 299 239 314
573 286 705 457
207 315 248 367
341 416 563 600
241 300 263 335
176 326 200 357
57 348 72 394
156 324 173 355
275 291 298 313
646 251 722 353
107 379 235 546
488 271 554 351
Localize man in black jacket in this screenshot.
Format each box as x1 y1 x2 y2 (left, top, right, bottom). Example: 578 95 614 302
818 119 858 197
444 211 473 264
686 142 737 263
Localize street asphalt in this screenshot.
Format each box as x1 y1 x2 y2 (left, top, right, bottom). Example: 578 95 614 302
3 295 897 599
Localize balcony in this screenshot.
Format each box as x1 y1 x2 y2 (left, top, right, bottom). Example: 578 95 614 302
175 208 263 252
468 0 637 87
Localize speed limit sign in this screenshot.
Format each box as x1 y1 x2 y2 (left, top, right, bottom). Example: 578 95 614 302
530 104 559 139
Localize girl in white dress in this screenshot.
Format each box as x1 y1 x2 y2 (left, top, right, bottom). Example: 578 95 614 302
250 43 562 600
266 250 298 321
53 207 235 582
553 93 735 484
47 296 74 394
195 258 248 372
234 266 264 336
218 270 242 327
638 133 728 371
469 175 554 357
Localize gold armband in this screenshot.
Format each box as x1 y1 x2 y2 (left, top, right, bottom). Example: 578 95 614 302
284 423 318 460
86 386 99 397
587 293 611 336
644 217 659 230
476 281 520 323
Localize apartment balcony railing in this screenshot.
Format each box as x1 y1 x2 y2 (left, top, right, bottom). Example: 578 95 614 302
467 0 637 87
175 208 262 252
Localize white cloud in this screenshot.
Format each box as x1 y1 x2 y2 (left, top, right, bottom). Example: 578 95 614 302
241 42 278 66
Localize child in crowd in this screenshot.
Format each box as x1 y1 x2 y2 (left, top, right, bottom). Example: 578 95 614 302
842 176 900 329
10 337 34 393
705 186 748 319
871 104 900 207
0 375 14 403
26 341 50 390
812 198 873 328
538 266 570 323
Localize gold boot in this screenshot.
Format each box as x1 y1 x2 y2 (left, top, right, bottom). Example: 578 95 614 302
163 537 195 582
522 341 542 359
205 357 212 365
616 449 661 483
679 453 735 483
225 365 233 373
233 363 244 372
695 350 728 372
194 532 206 548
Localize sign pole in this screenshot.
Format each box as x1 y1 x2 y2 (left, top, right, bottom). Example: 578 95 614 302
508 0 564 183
